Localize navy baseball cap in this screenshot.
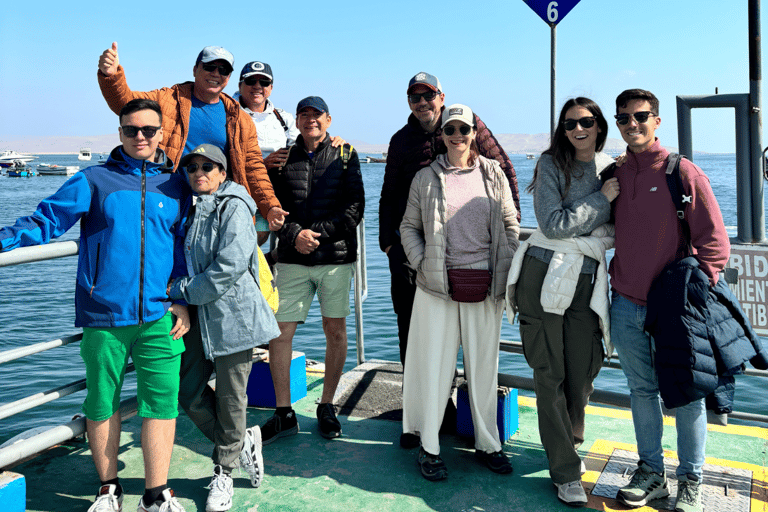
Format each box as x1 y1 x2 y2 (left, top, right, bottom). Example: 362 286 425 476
407 72 442 94
240 61 273 82
296 96 329 115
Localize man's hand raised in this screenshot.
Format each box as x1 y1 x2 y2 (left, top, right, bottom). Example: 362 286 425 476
98 42 119 77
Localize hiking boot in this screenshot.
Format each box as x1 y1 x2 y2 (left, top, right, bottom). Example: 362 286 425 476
417 447 448 481
205 466 233 512
475 449 513 474
239 426 264 487
261 410 299 445
316 403 342 439
136 488 186 512
555 480 588 507
400 432 420 449
674 475 703 512
617 461 670 507
88 484 123 512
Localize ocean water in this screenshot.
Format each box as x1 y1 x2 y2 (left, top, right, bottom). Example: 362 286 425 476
0 152 765 440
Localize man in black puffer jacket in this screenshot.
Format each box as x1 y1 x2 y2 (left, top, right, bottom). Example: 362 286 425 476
263 96 364 445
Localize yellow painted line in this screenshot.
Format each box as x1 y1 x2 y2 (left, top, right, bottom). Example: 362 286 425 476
518 396 768 439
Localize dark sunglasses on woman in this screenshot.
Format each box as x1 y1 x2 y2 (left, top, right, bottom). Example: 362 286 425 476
563 117 596 131
185 162 219 174
443 125 472 136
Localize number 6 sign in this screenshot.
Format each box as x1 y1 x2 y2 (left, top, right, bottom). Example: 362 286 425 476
522 0 581 26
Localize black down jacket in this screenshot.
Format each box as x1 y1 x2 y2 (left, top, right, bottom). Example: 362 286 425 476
645 256 768 413
269 134 364 266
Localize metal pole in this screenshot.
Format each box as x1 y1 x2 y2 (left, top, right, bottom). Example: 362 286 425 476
749 0 765 242
550 24 557 138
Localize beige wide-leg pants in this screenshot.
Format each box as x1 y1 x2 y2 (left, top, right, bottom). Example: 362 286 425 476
402 287 503 456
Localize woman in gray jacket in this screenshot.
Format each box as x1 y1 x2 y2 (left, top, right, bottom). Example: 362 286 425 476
513 97 618 506
400 104 519 482
168 144 280 512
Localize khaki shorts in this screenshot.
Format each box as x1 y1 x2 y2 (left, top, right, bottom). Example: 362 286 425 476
275 263 354 323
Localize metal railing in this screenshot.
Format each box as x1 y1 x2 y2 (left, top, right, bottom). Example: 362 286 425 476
0 219 371 470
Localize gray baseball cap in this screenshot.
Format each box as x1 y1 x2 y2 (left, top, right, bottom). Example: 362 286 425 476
407 72 442 94
179 144 227 173
196 46 235 71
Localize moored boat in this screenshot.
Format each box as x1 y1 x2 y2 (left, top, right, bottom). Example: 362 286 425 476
0 151 35 168
77 148 92 161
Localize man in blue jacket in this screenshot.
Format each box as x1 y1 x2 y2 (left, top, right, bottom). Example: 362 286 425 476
0 99 191 512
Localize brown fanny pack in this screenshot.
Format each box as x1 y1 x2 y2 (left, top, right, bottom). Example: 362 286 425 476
447 269 492 303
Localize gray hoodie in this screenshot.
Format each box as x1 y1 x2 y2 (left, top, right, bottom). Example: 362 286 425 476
169 180 280 359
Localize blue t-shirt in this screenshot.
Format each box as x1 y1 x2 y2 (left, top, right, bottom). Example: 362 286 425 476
184 96 228 158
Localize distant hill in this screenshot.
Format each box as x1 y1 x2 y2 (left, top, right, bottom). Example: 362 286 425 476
2 133 677 155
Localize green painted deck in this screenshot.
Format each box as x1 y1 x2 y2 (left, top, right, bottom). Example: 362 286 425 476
15 363 768 512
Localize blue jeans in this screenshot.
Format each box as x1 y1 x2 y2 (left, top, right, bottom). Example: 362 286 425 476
610 293 706 479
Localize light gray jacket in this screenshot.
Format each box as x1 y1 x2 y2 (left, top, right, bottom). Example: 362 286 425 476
169 180 280 360
400 155 520 301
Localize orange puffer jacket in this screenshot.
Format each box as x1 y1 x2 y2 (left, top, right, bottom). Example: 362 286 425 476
98 66 280 218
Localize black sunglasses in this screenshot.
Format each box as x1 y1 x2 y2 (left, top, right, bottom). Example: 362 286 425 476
243 77 272 87
615 111 656 125
121 125 160 138
185 162 219 174
201 62 232 76
408 91 438 104
563 116 596 131
443 124 472 136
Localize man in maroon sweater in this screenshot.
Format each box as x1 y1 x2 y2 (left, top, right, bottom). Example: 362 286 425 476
608 89 729 512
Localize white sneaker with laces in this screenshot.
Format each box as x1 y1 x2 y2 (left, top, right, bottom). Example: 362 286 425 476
205 466 234 512
239 426 264 487
555 480 588 507
136 488 186 512
88 484 123 512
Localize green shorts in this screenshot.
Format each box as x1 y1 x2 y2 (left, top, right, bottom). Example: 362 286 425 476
275 263 354 323
80 311 185 421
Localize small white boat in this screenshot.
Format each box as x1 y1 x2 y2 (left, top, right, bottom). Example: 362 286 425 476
78 147 92 161
526 154 536 159
97 153 108 163
37 164 80 176
0 150 36 168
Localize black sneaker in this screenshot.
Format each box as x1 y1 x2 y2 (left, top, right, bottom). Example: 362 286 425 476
316 403 342 439
261 410 299 445
417 447 448 481
400 432 420 449
475 449 514 474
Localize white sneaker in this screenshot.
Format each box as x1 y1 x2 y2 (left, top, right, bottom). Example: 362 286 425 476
205 466 234 512
88 484 123 512
136 488 186 512
555 480 588 507
239 426 264 487
580 459 587 475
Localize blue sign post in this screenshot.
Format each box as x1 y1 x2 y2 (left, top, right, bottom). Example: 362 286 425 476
522 0 582 136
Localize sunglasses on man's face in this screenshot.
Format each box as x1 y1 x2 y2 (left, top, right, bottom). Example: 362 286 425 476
201 62 232 76
408 91 438 104
443 124 472 136
185 162 219 174
615 111 656 125
563 116 596 131
121 125 160 138
243 77 272 87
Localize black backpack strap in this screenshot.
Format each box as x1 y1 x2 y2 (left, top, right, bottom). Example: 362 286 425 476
340 143 354 170
600 162 617 183
665 152 693 254
273 108 289 133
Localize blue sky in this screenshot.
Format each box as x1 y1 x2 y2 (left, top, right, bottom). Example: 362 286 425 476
0 0 762 153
